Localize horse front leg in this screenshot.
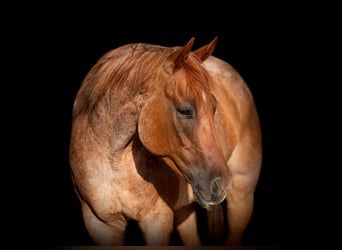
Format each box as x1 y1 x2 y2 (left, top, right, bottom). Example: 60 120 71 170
81 201 127 245
225 177 256 246
138 199 174 245
174 204 201 246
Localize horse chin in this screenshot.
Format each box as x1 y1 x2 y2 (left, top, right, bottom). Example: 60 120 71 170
193 188 226 210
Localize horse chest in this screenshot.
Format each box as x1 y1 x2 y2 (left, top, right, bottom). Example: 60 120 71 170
109 145 182 218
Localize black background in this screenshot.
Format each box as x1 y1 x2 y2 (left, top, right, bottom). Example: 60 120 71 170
5 2 337 248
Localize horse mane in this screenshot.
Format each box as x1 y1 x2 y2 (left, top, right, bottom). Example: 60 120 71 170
73 42 214 121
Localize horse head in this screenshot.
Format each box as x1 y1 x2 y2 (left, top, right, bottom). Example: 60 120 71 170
138 37 230 209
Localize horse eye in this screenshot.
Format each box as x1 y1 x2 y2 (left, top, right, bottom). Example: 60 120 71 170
176 107 194 119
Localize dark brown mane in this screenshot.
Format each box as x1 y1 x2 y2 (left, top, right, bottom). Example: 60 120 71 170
72 43 214 121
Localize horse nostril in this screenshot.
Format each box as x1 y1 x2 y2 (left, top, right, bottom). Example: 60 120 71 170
211 177 222 195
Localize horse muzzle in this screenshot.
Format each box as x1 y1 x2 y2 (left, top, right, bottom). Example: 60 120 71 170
193 177 227 210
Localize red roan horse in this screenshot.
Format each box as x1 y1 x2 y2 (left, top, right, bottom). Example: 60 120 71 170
69 37 262 246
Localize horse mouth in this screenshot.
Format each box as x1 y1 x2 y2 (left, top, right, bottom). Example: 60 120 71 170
193 187 226 210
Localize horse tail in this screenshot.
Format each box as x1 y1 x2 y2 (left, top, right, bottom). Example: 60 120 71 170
207 202 225 244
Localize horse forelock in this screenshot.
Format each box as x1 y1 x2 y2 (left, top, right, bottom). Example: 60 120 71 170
170 54 215 106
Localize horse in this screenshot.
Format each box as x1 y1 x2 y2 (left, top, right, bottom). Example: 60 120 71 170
69 37 262 246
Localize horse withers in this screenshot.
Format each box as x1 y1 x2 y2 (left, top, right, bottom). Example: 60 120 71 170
69 37 262 245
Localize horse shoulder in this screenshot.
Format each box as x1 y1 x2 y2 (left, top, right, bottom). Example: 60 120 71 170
204 56 256 119
203 57 245 159
204 56 262 175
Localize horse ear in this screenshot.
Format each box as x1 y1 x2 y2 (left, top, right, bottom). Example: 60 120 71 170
193 36 218 62
167 37 195 70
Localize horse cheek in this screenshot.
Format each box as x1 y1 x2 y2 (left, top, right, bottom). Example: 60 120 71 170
138 97 170 156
